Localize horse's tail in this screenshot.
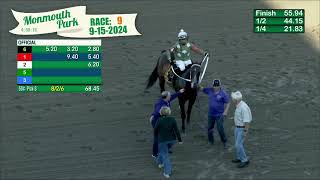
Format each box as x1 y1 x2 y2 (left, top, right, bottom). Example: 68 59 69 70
146 59 159 89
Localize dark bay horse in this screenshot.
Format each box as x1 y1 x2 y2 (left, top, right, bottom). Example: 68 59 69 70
146 50 202 133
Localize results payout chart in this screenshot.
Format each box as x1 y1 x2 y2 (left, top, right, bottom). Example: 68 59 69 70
17 39 102 92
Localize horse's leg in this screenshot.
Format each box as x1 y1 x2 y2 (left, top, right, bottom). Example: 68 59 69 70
187 92 197 125
178 97 186 133
159 76 165 93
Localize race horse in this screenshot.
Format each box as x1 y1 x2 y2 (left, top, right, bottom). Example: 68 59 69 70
146 50 207 133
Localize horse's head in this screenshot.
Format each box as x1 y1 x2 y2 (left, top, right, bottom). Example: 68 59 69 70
190 64 201 89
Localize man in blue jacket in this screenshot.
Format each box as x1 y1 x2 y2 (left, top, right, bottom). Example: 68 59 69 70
200 79 230 148
150 88 184 157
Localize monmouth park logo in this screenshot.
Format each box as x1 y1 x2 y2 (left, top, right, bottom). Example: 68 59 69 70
9 6 141 38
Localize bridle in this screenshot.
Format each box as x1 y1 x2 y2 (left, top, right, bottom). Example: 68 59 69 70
170 53 209 83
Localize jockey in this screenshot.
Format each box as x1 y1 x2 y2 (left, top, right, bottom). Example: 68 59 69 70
169 29 207 73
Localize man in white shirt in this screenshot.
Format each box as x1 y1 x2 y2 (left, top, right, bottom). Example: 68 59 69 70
231 91 252 168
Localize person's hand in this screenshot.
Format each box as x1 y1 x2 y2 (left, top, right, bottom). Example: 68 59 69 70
243 130 248 140
178 141 183 145
179 89 185 93
149 116 154 123
204 52 209 56
198 85 204 91
223 111 228 118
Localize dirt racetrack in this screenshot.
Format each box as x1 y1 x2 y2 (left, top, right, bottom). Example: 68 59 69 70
0 0 319 179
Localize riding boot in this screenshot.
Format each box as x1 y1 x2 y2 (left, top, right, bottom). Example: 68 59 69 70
176 69 182 76
174 67 182 76
167 65 175 82
168 72 174 82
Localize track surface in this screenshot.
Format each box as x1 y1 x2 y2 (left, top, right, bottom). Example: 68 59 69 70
0 0 319 179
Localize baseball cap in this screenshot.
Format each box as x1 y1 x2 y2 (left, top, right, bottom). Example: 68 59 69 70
212 79 221 86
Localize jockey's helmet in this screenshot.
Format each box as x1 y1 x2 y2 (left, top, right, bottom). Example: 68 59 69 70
178 29 188 40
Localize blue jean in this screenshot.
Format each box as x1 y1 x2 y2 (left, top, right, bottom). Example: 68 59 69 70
208 115 227 144
153 136 173 157
234 127 248 162
157 140 176 175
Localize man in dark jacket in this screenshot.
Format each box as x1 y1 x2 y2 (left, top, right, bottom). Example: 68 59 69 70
154 106 182 178
150 89 184 157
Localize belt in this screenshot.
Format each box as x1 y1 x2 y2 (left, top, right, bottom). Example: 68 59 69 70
236 126 245 128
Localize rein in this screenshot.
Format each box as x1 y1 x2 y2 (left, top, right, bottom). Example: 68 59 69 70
170 66 192 82
170 54 209 83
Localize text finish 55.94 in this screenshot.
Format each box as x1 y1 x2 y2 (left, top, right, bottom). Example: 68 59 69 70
254 9 305 33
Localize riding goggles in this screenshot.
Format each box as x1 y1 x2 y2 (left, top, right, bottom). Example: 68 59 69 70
178 35 187 40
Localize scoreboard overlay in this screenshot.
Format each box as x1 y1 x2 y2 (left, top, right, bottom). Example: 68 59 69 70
254 9 305 33
17 39 102 92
